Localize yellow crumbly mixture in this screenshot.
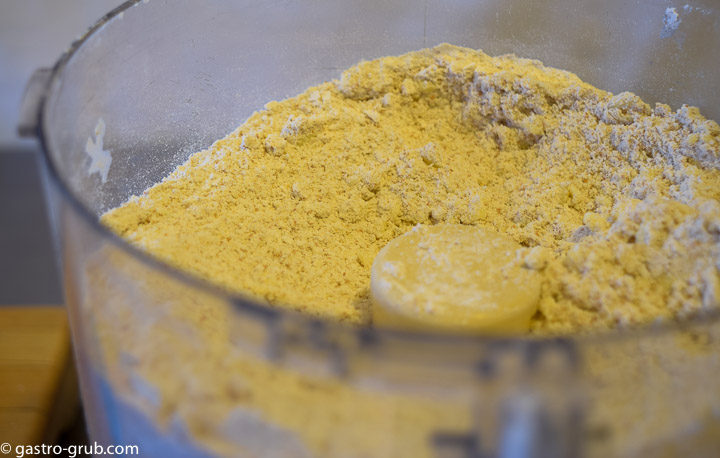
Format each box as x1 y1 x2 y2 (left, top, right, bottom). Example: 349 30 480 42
91 44 720 457
103 44 720 334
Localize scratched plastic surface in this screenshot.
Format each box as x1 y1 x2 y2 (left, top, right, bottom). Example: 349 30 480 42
33 0 720 456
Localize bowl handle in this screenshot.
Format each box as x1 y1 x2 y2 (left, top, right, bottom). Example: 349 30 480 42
18 67 52 138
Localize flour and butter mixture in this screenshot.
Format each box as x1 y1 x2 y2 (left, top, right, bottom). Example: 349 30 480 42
103 44 720 334
94 44 720 457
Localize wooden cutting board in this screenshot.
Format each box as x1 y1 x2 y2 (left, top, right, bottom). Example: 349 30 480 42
0 306 71 446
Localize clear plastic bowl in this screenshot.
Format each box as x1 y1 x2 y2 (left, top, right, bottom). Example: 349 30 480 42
20 0 720 456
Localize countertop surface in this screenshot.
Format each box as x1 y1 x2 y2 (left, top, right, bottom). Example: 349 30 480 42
0 306 71 446
0 152 79 449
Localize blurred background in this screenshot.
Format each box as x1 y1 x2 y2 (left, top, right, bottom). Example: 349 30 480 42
1 0 125 301
0 0 122 450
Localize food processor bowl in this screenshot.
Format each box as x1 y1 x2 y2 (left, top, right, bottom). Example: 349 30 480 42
19 0 720 456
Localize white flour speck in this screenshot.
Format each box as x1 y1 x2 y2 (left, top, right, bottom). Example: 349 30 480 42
85 118 112 184
661 7 682 38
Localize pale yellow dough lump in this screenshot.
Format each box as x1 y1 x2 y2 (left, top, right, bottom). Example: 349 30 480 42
103 43 720 334
371 224 541 333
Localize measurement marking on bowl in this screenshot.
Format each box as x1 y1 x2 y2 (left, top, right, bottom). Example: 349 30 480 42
85 118 112 184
